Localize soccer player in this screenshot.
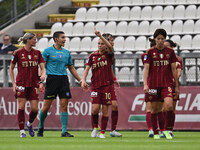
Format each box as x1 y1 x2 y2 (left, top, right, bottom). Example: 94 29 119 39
37 31 82 137
9 32 46 138
143 28 179 140
142 38 165 138
81 29 116 138
102 33 122 137
164 39 183 137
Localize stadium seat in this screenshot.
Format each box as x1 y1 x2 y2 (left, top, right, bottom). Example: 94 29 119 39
105 21 117 34
161 20 172 33
108 7 119 20
91 37 99 51
138 21 149 35
171 20 183 34
83 22 95 36
97 7 108 20
113 36 124 51
124 36 135 51
153 0 164 4
69 37 81 52
86 8 97 21
186 0 198 3
75 8 87 21
164 0 175 4
152 6 163 19
149 20 160 34
139 67 144 82
175 0 186 4
118 67 131 82
191 35 200 49
80 37 92 51
121 0 132 5
170 35 181 46
119 7 130 20
135 36 147 51
100 0 110 5
174 5 185 19
95 22 106 33
51 22 62 35
197 6 200 18
36 38 48 52
62 22 73 36
64 37 70 50
127 21 139 35
48 38 54 47
141 6 152 19
142 0 154 4
194 20 200 33
72 22 84 35
116 21 128 35
163 5 174 19
185 5 197 19
131 0 143 4
110 0 120 5
130 6 141 20
180 35 192 50
182 20 194 33
122 51 134 66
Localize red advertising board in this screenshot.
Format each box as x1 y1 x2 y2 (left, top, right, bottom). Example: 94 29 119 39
0 87 200 130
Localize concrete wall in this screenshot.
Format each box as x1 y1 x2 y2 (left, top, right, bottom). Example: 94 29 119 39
0 0 72 41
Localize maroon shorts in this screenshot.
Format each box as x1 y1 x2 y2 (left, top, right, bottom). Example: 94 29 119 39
15 86 39 100
145 87 173 102
90 84 117 105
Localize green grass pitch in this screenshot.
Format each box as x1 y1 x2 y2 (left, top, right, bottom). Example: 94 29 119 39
0 131 200 150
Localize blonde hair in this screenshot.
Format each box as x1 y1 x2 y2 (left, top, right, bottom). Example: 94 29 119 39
18 32 35 45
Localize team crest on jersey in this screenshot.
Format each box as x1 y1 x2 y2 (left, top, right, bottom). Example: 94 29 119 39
160 54 163 59
101 55 105 59
34 55 38 59
149 96 152 100
59 54 63 58
21 54 25 59
166 54 170 58
153 52 157 58
28 55 31 59
92 57 95 61
17 91 21 96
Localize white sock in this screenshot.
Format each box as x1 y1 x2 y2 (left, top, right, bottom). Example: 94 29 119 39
20 130 25 134
26 121 31 127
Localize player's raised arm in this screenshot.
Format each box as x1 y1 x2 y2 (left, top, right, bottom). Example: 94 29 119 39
94 28 112 53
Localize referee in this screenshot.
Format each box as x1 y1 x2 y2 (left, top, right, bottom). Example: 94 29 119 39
37 31 82 137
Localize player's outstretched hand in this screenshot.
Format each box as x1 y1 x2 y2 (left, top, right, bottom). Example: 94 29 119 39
94 27 101 37
114 80 120 88
144 84 149 93
81 80 89 91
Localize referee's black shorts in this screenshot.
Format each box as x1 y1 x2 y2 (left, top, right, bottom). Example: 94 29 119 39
44 75 72 100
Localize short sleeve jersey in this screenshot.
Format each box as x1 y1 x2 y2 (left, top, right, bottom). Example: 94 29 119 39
11 47 45 87
42 46 73 75
143 46 177 88
86 50 114 88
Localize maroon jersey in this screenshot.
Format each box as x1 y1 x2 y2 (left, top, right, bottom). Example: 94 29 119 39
86 50 114 88
11 47 45 87
143 46 177 88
